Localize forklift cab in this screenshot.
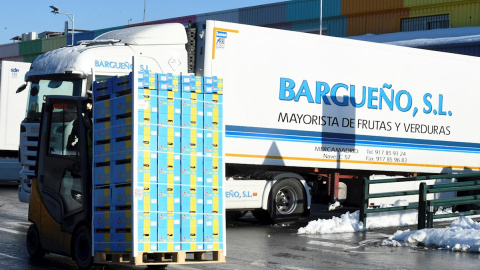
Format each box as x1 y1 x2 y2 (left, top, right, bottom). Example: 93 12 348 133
27 95 94 269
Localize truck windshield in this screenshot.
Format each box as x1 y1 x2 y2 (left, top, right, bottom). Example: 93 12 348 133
25 78 83 122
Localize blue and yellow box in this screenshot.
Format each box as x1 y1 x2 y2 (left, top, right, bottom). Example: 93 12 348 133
204 94 223 128
157 73 171 91
181 154 203 181
158 152 181 184
158 242 181 252
203 130 222 155
159 112 181 128
94 228 111 251
111 210 132 229
158 127 181 153
137 124 158 152
158 73 180 92
137 152 158 184
111 94 132 116
94 138 111 157
180 213 204 251
137 91 159 125
112 156 132 185
138 72 157 90
181 92 204 115
94 116 111 131
204 173 222 188
181 75 203 93
204 114 223 131
204 157 222 188
94 211 112 229
93 79 113 100
138 211 158 227
181 185 204 214
157 213 181 251
93 99 111 120
93 186 111 208
113 73 133 93
157 184 181 213
137 226 158 252
93 155 112 186
111 185 132 208
181 111 203 129
204 187 223 214
113 137 132 153
94 127 111 142
136 183 158 212
111 124 132 139
204 214 223 250
111 114 132 130
181 128 203 155
203 76 223 94
158 91 181 112
110 229 132 252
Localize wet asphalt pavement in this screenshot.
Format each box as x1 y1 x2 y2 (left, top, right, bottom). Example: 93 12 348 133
1 182 480 270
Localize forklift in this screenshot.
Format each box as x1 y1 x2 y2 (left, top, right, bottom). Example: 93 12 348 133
26 95 94 269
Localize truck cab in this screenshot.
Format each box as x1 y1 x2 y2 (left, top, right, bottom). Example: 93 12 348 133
18 23 190 203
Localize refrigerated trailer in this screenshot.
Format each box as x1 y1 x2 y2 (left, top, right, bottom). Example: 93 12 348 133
0 61 30 154
19 20 480 224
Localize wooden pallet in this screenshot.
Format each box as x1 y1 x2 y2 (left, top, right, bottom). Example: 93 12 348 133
94 250 225 265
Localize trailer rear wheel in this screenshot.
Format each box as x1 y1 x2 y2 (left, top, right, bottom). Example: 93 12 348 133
26 224 46 259
254 178 305 224
73 225 93 270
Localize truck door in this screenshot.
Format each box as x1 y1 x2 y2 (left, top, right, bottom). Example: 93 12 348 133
36 96 91 241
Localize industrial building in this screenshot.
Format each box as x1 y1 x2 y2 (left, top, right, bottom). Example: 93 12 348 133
1 0 480 62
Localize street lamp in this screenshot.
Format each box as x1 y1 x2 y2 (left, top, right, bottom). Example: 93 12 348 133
50 5 75 45
319 0 323 35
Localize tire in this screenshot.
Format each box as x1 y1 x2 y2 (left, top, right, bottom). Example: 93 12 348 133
256 178 306 224
73 225 93 270
26 224 46 259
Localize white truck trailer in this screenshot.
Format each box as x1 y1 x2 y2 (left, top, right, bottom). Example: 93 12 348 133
0 61 31 154
18 20 480 223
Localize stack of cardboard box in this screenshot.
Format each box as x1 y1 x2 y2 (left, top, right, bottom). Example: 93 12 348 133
92 70 224 254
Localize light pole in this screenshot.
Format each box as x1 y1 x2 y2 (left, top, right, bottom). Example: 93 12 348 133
319 0 323 35
50 5 75 45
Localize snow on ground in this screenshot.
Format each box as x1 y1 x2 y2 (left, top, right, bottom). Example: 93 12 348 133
298 200 480 253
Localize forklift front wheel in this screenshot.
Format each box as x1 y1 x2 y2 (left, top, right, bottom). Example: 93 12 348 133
73 225 94 270
26 224 46 258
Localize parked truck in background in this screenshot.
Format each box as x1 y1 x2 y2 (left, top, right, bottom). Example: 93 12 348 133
19 20 480 224
0 61 31 155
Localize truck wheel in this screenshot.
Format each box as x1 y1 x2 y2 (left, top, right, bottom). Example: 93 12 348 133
254 178 305 224
26 224 46 258
73 225 93 270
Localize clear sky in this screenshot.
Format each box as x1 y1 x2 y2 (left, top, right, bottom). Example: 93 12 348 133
0 0 285 44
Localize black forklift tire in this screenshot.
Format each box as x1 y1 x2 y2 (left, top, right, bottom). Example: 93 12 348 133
253 178 305 224
73 225 94 270
26 224 46 258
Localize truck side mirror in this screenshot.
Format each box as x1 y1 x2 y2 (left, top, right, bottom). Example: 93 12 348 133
30 86 39 96
16 84 27 93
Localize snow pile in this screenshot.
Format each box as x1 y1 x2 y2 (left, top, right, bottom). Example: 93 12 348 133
298 211 365 234
383 216 480 252
299 200 420 234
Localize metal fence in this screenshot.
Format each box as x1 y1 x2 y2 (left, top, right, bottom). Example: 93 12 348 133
359 172 480 229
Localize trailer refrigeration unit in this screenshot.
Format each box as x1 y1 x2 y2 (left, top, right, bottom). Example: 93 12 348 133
0 61 31 154
21 19 480 231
